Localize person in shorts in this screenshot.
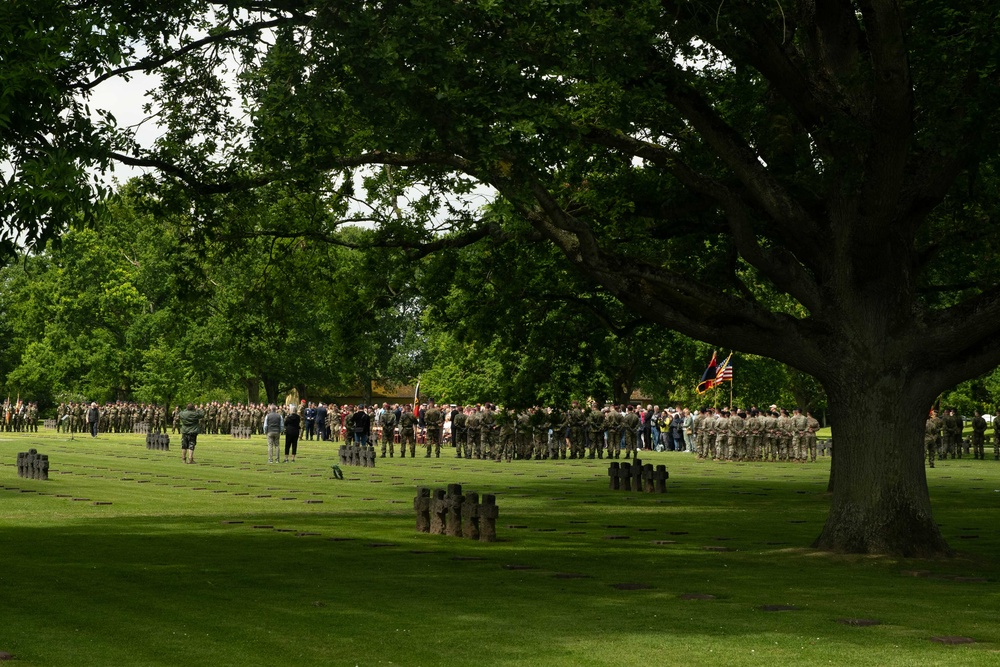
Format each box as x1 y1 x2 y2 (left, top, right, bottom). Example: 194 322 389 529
179 403 205 464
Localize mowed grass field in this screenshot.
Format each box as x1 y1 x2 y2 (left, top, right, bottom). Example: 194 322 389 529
1 429 999 666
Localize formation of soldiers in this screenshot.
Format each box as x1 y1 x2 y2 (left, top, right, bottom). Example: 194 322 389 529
925 407 999 467
2 399 39 432
692 406 822 463
356 400 823 464
55 401 169 435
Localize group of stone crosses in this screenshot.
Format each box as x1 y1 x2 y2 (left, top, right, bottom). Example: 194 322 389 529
608 459 668 493
17 449 49 481
339 444 377 468
414 484 499 542
146 433 170 451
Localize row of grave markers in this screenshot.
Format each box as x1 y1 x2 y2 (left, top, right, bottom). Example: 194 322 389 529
146 433 170 451
339 444 377 468
17 450 49 481
608 460 668 493
414 484 498 542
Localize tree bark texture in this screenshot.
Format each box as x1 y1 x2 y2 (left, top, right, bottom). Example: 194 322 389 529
812 371 950 556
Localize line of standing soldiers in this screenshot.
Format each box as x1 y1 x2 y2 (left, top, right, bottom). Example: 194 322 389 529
56 401 168 434
372 400 658 462
2 401 38 432
925 408 997 468
693 407 821 463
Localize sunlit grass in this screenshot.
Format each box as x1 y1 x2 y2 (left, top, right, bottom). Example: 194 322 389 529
1 429 998 666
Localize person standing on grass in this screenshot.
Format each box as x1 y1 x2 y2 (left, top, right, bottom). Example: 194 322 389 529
86 402 100 438
179 403 205 464
264 405 284 463
284 404 301 462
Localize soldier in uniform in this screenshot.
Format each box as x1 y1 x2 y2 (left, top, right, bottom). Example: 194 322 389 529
423 400 444 457
605 405 623 459
714 409 731 460
548 406 566 459
805 411 820 462
942 408 961 459
587 402 605 459
994 409 1000 461
925 408 942 468
622 405 640 459
776 409 793 461
451 405 467 458
694 408 709 458
566 400 585 459
379 402 397 457
465 405 482 459
529 406 548 459
496 407 516 462
397 404 416 457
791 407 809 462
480 404 497 459
971 410 987 460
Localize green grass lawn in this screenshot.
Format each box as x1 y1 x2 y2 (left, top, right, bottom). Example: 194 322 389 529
2 429 998 666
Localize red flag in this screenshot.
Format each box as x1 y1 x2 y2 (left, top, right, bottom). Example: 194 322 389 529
696 352 718 394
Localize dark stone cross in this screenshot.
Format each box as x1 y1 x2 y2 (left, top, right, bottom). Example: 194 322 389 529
445 484 464 537
479 494 499 542
430 489 448 535
462 491 480 540
414 486 432 532
619 462 632 491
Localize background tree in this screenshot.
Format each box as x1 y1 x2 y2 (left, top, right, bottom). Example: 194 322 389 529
5 1 1000 556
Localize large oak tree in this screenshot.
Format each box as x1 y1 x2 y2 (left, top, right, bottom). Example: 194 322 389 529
5 0 1000 555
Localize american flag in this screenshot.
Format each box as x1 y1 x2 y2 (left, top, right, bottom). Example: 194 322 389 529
715 353 733 384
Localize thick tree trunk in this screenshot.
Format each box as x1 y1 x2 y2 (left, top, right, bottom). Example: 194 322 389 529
812 380 951 557
262 376 280 405
245 377 260 405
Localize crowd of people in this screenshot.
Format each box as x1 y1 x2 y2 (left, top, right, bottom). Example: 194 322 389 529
264 400 828 464
24 397 1000 471
1 399 39 432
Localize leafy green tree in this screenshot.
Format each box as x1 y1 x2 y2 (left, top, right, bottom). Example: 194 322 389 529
7 1 1000 555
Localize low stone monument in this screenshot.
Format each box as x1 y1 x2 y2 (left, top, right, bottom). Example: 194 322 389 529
445 484 465 537
461 491 480 540
479 494 499 542
414 487 431 533
415 486 499 542
430 489 448 535
17 449 49 481
606 461 667 494
145 433 170 451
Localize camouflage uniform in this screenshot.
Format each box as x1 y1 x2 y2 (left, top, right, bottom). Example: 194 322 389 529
399 407 417 457
424 402 444 457
465 407 482 459
452 408 468 458
605 406 623 459
587 405 605 459
379 405 397 457
622 407 640 458
971 412 987 460
925 412 941 468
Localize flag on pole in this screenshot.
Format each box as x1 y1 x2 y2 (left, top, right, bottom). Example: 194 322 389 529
715 352 734 384
696 352 718 394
